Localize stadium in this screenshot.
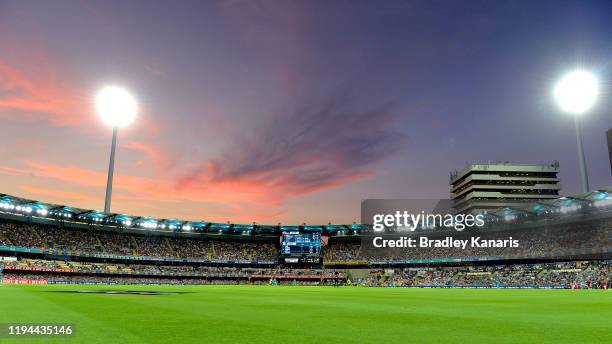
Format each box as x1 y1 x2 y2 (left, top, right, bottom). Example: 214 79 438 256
1 189 611 343
2 1 612 343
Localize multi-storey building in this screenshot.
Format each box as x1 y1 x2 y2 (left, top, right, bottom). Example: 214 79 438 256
450 161 561 213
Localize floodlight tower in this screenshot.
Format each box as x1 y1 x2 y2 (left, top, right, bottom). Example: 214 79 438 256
553 70 599 193
96 86 138 213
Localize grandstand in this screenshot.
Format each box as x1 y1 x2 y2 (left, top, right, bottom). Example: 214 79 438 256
0 189 611 289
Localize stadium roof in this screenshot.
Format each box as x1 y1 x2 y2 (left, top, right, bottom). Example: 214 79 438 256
0 187 609 235
0 192 365 236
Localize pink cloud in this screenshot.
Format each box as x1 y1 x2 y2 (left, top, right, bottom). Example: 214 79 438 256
124 140 174 172
19 185 97 202
1 161 290 222
13 161 279 206
175 94 405 205
0 56 163 137
0 59 90 127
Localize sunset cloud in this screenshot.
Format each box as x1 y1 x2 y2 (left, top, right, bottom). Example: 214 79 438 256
124 141 174 172
0 59 90 127
0 161 291 222
12 161 283 207
176 92 407 202
19 185 97 202
0 56 162 136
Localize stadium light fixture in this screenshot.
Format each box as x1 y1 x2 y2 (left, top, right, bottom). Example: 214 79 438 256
96 86 138 213
553 70 598 193
96 86 137 128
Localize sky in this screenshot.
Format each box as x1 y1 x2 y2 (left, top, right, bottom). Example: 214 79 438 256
0 0 611 225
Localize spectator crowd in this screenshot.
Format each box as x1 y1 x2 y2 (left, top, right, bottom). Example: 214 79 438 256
361 260 611 289
0 220 277 261
4 259 609 289
325 218 612 262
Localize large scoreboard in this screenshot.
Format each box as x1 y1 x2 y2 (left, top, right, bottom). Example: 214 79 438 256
280 232 322 266
281 232 321 255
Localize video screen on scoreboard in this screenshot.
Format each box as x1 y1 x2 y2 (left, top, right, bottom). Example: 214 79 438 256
281 232 322 255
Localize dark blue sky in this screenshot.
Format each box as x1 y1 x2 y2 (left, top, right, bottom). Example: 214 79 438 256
0 0 610 224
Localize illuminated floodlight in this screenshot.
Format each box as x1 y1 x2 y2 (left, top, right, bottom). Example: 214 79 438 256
96 86 139 214
96 86 138 127
553 69 599 193
141 222 157 229
554 70 598 115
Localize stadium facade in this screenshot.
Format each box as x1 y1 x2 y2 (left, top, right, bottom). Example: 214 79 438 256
450 161 561 214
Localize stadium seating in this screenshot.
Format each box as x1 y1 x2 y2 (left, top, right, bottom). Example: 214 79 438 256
1 200 611 288
325 217 612 262
0 219 277 261
3 259 609 288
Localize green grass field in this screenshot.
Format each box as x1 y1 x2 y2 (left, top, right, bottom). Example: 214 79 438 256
0 284 610 344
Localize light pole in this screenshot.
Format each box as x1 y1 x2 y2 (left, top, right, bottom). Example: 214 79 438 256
553 70 599 193
95 86 138 213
